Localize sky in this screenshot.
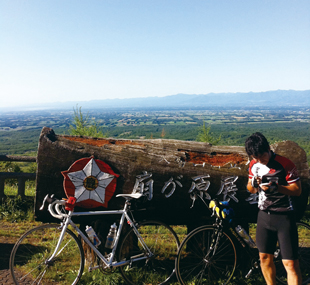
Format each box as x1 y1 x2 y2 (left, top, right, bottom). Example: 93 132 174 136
0 0 309 108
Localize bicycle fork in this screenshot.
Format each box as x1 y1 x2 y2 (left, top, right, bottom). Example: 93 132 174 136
204 224 223 263
46 213 72 265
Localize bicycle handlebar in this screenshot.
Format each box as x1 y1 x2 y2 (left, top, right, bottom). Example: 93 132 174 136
40 194 68 220
39 194 56 210
49 199 67 220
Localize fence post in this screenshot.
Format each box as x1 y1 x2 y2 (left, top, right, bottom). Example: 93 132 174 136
18 177 26 197
0 176 5 199
0 155 36 199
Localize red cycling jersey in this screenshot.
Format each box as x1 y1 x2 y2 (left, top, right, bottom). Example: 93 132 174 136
248 151 299 212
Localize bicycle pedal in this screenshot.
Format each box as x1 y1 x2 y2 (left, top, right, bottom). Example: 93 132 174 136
245 269 253 279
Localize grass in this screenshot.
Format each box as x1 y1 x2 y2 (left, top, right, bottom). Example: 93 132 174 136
117 222 180 285
4 180 36 197
0 220 42 240
79 271 126 285
0 181 36 222
0 196 35 222
11 224 84 284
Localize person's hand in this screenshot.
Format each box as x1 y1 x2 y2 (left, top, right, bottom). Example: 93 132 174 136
260 183 270 192
251 176 261 188
261 181 278 193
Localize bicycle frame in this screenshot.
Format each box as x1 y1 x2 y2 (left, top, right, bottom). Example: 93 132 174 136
227 223 260 278
47 198 153 271
210 216 260 279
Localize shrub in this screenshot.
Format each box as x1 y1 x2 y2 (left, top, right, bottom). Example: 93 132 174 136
0 196 34 222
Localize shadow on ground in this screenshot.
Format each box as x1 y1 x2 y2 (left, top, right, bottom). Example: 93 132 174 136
0 243 14 270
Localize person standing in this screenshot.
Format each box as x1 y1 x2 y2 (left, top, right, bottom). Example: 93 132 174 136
245 132 302 285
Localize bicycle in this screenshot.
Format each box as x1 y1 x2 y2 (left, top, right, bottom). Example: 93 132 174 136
10 193 180 285
175 195 310 285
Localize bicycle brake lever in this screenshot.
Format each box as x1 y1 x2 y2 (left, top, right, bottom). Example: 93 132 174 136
189 193 197 209
211 206 216 217
39 194 55 210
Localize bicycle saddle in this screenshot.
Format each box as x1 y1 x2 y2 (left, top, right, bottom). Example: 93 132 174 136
116 193 143 200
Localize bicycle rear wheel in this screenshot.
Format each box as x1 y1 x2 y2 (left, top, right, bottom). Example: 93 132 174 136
10 223 84 285
275 221 310 285
176 225 237 285
118 220 179 285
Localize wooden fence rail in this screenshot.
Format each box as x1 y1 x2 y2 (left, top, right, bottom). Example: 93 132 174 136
0 155 36 199
0 155 36 162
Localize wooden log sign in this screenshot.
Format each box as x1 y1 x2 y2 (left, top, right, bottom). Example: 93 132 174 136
35 127 309 225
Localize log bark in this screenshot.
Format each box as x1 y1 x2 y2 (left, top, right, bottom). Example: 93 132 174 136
35 127 309 225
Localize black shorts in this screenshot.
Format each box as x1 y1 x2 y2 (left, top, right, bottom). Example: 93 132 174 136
256 210 298 260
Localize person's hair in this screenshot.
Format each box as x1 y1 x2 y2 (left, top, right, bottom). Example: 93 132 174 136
245 132 270 157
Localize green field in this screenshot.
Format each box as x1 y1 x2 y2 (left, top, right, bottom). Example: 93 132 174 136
1 107 310 163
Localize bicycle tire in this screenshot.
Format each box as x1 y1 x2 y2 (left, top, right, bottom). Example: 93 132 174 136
275 221 310 285
118 220 180 285
10 223 85 285
176 225 237 285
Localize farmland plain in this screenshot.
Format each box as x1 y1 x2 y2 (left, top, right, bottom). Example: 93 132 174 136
1 106 310 161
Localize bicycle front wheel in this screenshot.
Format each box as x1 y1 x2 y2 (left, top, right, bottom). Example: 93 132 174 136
176 225 237 285
10 223 84 285
118 220 180 285
275 221 310 285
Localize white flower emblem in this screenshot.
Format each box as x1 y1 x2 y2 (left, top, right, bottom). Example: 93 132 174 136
67 158 116 204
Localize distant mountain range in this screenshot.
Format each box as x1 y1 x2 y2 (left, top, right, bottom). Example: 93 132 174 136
3 90 310 112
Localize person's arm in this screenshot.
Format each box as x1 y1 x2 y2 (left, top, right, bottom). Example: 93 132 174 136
260 180 302 196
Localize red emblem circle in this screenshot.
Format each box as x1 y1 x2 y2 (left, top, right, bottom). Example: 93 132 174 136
62 157 120 208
